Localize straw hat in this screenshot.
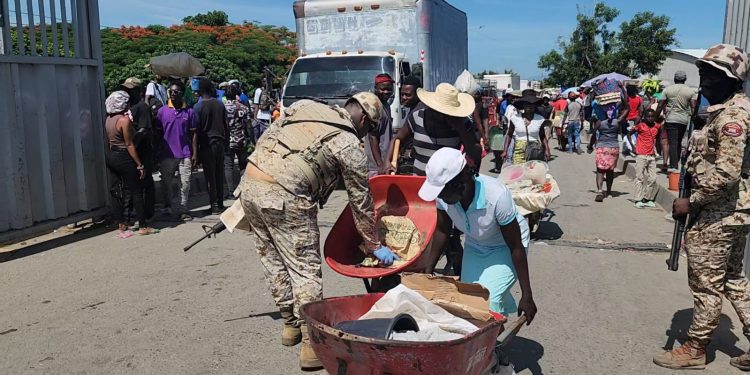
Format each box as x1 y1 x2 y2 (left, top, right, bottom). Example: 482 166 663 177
417 83 475 117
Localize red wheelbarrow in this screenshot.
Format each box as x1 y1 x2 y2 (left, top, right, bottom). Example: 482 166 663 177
301 293 526 375
324 175 437 290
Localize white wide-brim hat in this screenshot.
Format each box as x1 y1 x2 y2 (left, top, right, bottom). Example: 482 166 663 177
417 83 476 118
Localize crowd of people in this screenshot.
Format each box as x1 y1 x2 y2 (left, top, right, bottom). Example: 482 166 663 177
104 73 278 234
99 43 750 372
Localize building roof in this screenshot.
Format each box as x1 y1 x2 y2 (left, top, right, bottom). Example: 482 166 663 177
672 49 707 59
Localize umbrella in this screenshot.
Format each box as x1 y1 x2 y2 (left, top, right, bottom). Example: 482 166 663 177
582 72 631 87
146 52 205 78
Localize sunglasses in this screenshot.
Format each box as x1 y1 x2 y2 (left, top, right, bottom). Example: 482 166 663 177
168 89 184 95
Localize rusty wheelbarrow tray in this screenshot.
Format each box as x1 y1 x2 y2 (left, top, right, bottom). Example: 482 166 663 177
301 293 525 375
324 175 437 284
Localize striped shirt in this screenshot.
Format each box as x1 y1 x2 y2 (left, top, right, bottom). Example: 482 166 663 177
406 102 464 176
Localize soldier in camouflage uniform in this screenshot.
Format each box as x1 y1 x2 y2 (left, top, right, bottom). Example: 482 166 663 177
239 92 399 370
654 44 750 370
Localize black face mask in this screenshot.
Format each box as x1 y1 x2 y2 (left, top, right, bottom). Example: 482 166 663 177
700 68 739 105
171 96 184 108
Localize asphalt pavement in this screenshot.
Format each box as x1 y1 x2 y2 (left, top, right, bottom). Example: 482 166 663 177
1 149 748 374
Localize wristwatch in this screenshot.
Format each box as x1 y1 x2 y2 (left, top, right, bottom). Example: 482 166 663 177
136 165 145 171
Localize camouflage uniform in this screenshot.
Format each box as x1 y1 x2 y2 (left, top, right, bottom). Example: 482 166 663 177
684 43 750 346
685 91 750 345
239 96 382 323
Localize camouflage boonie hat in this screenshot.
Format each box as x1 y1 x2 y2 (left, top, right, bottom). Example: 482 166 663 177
696 43 748 82
348 92 383 123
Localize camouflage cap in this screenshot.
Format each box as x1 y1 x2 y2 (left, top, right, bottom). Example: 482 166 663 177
348 92 383 123
696 43 748 82
122 77 142 89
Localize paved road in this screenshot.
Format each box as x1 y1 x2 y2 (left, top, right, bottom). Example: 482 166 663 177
1 149 748 374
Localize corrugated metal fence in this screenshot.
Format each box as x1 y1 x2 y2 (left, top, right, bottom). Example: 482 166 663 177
725 0 750 95
0 0 107 242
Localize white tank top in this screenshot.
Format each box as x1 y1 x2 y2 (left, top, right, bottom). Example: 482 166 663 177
511 114 545 142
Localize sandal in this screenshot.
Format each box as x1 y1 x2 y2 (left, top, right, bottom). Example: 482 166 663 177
115 230 135 239
138 227 160 235
595 192 604 202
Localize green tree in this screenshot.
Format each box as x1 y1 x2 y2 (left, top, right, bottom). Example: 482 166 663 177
617 12 677 76
538 3 675 86
538 3 620 86
102 11 297 93
183 11 229 27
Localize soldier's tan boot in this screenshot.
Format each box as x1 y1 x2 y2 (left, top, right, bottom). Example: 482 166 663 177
653 340 706 370
281 312 302 347
730 351 750 371
299 324 323 371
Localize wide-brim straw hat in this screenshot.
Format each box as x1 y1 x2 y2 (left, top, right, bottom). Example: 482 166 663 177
514 91 543 107
417 83 475 117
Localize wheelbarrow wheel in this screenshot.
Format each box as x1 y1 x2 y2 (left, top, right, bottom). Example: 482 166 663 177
526 212 541 237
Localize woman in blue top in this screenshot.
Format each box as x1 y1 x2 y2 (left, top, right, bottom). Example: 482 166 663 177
418 147 537 323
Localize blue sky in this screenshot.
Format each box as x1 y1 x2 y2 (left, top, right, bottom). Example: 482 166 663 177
98 0 725 79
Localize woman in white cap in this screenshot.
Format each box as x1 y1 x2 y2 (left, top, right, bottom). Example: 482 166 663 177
418 147 537 321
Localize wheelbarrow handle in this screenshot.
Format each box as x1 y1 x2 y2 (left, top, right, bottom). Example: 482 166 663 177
497 315 527 347
390 139 400 175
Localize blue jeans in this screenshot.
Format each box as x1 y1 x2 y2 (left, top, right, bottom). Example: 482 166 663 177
567 121 581 152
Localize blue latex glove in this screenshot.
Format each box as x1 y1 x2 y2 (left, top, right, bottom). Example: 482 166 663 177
373 246 400 266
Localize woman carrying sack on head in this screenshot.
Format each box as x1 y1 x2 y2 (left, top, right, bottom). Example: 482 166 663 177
591 79 630 202
502 91 551 165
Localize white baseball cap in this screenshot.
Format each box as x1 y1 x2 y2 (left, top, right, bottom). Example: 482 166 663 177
418 147 467 202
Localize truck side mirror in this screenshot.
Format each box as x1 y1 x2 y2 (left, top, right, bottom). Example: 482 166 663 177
410 63 423 83
400 61 411 77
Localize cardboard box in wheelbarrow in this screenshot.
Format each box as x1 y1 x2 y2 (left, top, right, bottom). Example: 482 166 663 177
301 273 512 375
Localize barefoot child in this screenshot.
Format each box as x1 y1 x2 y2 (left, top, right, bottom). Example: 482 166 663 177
627 109 662 208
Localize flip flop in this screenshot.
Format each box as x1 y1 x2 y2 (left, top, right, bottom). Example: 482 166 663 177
115 230 135 239
138 228 160 235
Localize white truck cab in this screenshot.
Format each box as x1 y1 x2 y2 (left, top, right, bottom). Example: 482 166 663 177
283 51 412 129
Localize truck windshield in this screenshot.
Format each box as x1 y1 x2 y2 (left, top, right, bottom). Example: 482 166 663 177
285 56 395 99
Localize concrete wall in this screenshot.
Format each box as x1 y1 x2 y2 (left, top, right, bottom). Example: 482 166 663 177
483 74 520 91
657 52 700 88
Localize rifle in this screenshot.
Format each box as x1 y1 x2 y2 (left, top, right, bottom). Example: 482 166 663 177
184 221 226 252
667 90 702 271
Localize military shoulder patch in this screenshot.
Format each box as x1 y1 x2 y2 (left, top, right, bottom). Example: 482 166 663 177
722 123 744 137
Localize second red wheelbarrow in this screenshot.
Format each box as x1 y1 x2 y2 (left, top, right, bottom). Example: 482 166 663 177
301 292 526 375
323 175 437 290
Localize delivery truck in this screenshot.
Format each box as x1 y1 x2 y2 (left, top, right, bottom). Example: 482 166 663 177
284 0 468 129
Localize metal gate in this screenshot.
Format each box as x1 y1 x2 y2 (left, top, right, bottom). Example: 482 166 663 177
0 0 107 243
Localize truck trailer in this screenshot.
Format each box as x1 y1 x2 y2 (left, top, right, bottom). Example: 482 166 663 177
285 0 468 129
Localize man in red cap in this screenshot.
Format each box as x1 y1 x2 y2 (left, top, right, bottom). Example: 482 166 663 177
365 73 395 177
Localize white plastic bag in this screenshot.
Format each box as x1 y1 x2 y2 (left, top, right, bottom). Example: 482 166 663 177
358 284 479 341
621 134 637 157
454 70 480 94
